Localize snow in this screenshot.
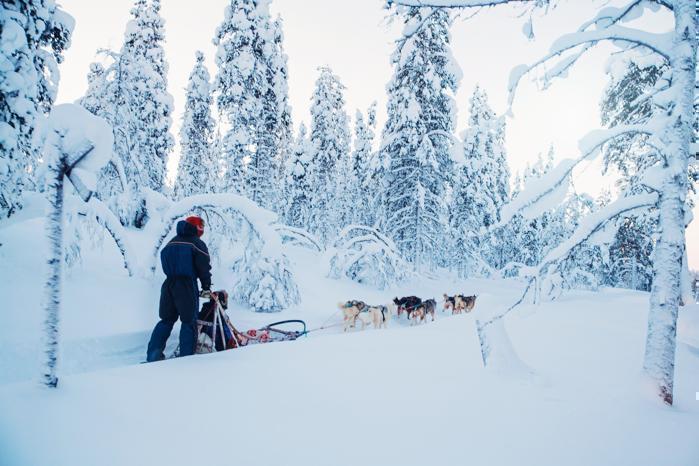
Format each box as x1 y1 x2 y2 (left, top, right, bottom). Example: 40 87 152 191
1 214 698 465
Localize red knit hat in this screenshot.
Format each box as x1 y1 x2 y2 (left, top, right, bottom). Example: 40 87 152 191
185 216 205 237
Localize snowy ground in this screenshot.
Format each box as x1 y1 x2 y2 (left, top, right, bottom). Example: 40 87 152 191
1 218 698 466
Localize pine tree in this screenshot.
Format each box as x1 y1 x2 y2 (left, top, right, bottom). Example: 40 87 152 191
283 123 312 228
214 0 291 210
81 0 174 227
601 59 664 290
451 86 509 276
268 15 293 205
119 0 174 225
79 61 123 208
307 66 351 244
174 51 216 199
0 0 73 217
380 7 460 270
350 103 377 226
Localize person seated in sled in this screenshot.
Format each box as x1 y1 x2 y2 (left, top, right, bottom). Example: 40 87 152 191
146 215 212 362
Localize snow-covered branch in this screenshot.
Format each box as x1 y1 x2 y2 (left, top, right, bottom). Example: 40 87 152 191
534 192 658 274
508 16 671 110
275 224 323 252
498 122 659 227
328 225 410 289
85 197 135 275
148 193 281 264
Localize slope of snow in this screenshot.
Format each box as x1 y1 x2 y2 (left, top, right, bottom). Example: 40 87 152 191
0 216 697 466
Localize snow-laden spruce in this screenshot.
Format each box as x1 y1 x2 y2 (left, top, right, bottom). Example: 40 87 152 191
306 66 351 245
381 6 461 271
349 103 378 227
174 51 216 199
80 0 174 228
214 0 292 209
601 56 665 291
282 123 313 229
0 0 73 218
450 86 510 277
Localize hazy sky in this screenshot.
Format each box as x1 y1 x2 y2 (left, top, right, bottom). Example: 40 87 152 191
55 0 698 268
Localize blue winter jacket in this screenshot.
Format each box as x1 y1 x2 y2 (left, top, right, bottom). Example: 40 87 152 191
160 221 212 290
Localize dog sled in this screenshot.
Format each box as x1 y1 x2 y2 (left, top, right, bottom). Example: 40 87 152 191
195 291 307 355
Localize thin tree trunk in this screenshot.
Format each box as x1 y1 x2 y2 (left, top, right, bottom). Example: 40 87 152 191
642 0 695 406
43 166 65 388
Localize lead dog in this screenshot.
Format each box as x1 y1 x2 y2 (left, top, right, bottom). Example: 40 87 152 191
455 295 477 313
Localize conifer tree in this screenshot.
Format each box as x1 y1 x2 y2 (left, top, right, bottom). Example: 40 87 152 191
0 0 73 217
350 103 377 226
214 0 291 209
174 51 216 199
451 86 509 275
283 123 313 229
380 6 460 269
307 66 351 244
82 0 174 227
601 59 665 290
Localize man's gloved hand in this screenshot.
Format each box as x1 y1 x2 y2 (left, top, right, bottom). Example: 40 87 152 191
199 289 212 299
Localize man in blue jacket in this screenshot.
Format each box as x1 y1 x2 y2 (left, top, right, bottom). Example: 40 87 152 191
146 216 212 362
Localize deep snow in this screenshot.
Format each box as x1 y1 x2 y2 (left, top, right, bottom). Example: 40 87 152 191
0 216 698 466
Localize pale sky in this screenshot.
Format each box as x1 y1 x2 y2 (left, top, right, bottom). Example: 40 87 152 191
55 0 698 268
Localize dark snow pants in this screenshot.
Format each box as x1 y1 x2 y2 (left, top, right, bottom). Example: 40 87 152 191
146 277 199 362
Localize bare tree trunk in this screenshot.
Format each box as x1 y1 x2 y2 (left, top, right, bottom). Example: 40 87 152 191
642 0 696 405
43 166 64 388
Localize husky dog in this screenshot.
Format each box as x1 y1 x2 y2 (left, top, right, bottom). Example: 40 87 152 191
410 306 424 325
357 304 390 330
455 295 477 313
392 296 422 319
442 294 456 313
338 300 367 332
412 298 436 324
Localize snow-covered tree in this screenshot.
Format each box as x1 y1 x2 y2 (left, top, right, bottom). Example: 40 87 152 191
283 123 313 229
79 59 125 215
119 0 173 225
81 0 174 228
380 6 460 270
214 0 291 209
0 0 73 218
306 66 351 244
174 51 216 199
268 15 293 201
451 86 509 276
600 58 664 291
350 103 377 226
